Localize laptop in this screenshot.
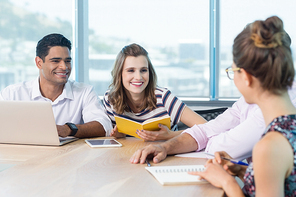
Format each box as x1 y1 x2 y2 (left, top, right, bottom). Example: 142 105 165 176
0 101 78 146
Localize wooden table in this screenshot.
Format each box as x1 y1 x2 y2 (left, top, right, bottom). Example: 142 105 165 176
0 137 224 197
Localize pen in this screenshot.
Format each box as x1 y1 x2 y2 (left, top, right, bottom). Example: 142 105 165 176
205 153 248 166
146 159 151 167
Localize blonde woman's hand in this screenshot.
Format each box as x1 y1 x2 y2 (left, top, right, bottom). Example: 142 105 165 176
189 162 236 189
208 151 247 177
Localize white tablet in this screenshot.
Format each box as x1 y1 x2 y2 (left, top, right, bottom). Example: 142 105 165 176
85 139 122 148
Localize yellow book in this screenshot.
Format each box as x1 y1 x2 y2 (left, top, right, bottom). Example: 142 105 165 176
114 115 171 139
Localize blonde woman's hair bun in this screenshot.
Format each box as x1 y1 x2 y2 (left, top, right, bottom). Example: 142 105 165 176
251 32 283 49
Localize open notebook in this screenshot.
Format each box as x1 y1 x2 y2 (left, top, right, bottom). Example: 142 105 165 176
145 165 207 185
0 101 78 146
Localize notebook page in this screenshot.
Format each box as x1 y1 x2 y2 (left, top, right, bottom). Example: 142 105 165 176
145 165 207 185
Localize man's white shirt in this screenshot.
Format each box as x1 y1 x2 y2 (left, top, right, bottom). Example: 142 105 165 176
0 77 112 133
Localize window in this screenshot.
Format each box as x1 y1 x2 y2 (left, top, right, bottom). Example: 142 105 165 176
219 0 296 98
1 0 295 101
0 0 72 91
88 0 210 97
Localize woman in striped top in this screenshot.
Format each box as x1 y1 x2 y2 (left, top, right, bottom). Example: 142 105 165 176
103 43 206 140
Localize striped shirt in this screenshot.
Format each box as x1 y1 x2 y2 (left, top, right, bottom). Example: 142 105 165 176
103 87 186 136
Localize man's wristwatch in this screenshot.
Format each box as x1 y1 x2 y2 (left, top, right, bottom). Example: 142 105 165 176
66 123 78 136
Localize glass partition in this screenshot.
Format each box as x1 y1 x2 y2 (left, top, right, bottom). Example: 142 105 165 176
88 0 210 97
0 0 72 91
219 0 296 98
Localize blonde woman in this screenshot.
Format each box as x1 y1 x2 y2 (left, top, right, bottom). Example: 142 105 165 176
191 16 296 196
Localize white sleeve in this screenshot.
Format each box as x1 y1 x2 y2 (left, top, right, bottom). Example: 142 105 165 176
205 106 265 160
183 97 265 161
183 99 242 151
82 87 113 136
0 92 4 100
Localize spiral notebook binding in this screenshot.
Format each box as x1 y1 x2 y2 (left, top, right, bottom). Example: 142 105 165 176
155 166 205 173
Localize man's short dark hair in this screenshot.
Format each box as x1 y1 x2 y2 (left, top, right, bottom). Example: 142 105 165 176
36 33 72 61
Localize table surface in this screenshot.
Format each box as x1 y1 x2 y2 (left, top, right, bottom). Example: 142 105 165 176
0 137 224 197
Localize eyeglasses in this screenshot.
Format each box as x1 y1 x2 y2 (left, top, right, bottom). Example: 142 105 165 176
225 66 241 80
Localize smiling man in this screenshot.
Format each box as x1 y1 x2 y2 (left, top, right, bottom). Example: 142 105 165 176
0 33 112 138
